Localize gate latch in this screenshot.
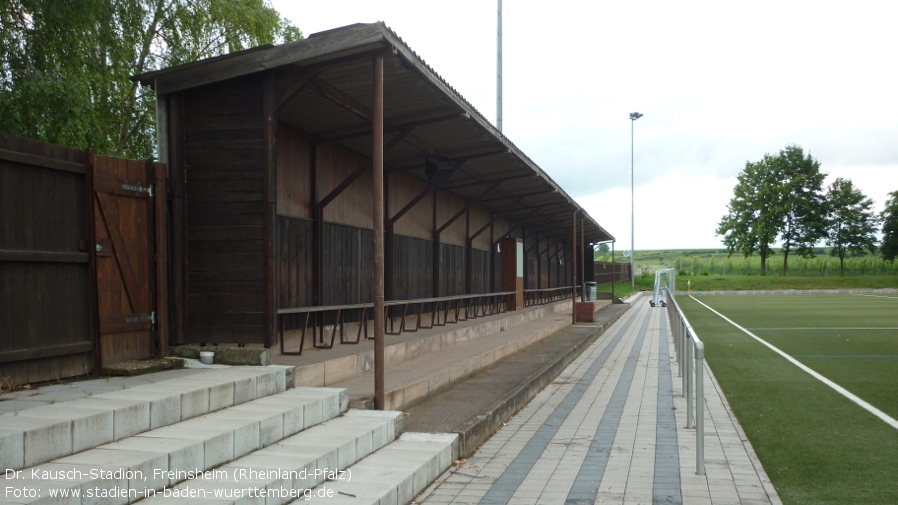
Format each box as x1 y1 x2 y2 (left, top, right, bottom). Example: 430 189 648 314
126 312 156 324
122 184 154 197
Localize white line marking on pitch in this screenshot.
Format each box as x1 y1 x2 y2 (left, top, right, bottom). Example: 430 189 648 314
689 295 898 431
747 327 898 331
850 293 898 300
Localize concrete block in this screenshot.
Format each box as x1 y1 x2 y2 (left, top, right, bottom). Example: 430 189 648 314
174 377 234 411
56 448 169 498
284 388 345 426
1 416 72 468
293 363 325 388
402 378 430 408
206 410 277 450
343 409 403 439
131 383 210 420
135 425 233 470
96 390 180 429
19 405 113 455
383 388 404 412
266 365 291 393
0 471 83 505
100 436 203 486
323 355 359 385
188 417 261 459
68 398 150 440
0 428 25 472
255 371 277 399
231 375 258 404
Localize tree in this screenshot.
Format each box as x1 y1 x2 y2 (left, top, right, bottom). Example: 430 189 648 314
717 154 781 275
824 178 879 276
0 0 301 159
880 191 898 262
772 145 827 276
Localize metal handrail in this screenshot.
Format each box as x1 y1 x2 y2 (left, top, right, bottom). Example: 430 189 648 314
277 291 516 355
666 290 706 475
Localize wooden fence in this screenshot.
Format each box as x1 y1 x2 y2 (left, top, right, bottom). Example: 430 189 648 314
594 261 631 285
0 133 166 386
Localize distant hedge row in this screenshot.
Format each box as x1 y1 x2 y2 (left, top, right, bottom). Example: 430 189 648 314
672 255 898 276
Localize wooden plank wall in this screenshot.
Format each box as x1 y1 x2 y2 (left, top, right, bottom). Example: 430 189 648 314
181 74 269 343
0 133 93 384
274 123 574 311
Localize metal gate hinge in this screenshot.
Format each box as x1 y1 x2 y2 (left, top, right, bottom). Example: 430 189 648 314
122 183 154 197
126 312 156 324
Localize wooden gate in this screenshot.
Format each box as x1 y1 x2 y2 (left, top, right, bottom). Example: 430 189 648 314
90 153 168 366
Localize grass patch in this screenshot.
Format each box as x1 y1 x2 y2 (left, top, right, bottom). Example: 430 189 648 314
678 274 898 292
678 294 898 504
595 281 648 299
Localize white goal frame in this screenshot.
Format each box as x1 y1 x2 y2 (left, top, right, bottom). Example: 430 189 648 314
651 268 675 307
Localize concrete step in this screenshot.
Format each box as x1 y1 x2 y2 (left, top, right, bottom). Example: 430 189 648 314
137 409 403 505
1 366 293 472
337 308 584 411
282 300 576 389
300 433 458 505
0 387 345 505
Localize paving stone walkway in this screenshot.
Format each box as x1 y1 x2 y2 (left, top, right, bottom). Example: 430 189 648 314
418 296 781 505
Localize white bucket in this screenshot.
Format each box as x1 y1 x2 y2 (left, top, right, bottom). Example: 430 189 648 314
199 351 214 365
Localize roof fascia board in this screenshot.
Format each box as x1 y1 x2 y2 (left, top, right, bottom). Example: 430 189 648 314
143 24 387 94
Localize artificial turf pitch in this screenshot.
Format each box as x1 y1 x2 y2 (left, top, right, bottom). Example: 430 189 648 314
677 293 898 505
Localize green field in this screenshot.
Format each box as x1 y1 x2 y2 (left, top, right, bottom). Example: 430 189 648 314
677 293 898 505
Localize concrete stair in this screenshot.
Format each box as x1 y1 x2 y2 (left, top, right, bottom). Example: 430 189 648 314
301 433 458 505
0 385 344 504
284 299 579 388
276 299 613 412
340 311 575 411
2 365 458 505
1 366 292 472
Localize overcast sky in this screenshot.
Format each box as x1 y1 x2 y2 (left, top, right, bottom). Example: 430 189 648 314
270 0 898 250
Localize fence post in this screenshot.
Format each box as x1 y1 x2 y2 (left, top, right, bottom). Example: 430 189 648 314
686 340 694 429
696 341 705 475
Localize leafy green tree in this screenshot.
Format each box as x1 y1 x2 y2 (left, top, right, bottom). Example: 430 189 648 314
880 191 898 262
0 0 301 159
772 145 827 276
717 154 781 275
824 178 879 276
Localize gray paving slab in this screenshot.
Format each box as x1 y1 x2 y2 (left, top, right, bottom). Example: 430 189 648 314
416 294 781 505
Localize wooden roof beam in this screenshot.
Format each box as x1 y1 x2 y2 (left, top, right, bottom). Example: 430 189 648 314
479 187 554 204
319 112 468 144
277 69 321 109
312 80 372 122
389 186 433 224
317 163 369 209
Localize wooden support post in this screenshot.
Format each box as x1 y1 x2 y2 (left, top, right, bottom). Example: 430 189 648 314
153 161 169 357
385 171 393 303
263 71 277 349
611 241 616 296
581 216 585 302
312 145 322 307
372 55 386 410
465 207 472 294
489 213 495 293
433 192 441 298
86 149 101 376
536 233 542 289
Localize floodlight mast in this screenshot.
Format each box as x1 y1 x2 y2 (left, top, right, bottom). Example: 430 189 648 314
629 112 643 287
